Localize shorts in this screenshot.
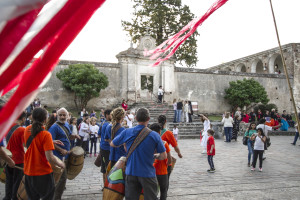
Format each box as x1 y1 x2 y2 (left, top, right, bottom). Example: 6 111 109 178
100 148 110 173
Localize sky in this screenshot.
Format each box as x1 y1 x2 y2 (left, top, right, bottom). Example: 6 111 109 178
60 0 300 69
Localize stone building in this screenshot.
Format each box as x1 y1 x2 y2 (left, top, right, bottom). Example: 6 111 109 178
37 36 300 114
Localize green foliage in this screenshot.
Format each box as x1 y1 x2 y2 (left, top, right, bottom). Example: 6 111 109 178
224 78 269 109
254 104 278 114
122 0 198 67
56 64 108 110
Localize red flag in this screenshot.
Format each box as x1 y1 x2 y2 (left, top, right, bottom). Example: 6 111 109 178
0 0 106 142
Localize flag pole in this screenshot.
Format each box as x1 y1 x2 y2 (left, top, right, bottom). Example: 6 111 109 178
269 0 300 132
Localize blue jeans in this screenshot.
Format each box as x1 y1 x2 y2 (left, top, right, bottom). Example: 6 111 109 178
176 110 182 122
173 110 177 123
207 155 214 169
292 132 299 144
247 139 253 163
224 127 232 142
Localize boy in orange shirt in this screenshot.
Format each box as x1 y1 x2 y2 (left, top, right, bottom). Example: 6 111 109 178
150 123 172 200
207 129 216 173
4 111 26 200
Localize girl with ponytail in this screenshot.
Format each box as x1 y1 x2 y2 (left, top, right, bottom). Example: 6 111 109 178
23 107 65 199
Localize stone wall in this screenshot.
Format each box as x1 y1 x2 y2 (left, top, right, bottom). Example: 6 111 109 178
37 60 120 109
174 68 294 114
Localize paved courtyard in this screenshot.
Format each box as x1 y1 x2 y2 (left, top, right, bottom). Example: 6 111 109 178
1 136 300 199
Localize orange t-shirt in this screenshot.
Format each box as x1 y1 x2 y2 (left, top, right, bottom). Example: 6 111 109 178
161 130 177 148
24 125 55 176
6 125 25 164
154 142 171 175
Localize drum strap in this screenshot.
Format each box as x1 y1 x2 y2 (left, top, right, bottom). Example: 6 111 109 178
55 122 71 144
126 127 152 163
26 135 34 149
111 123 122 140
6 125 20 144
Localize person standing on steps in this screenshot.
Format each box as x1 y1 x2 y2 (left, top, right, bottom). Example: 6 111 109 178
176 100 183 123
158 86 164 103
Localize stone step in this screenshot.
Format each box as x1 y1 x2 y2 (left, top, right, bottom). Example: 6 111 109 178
178 135 200 139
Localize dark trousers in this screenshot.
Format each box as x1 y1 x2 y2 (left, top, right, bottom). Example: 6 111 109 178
208 155 214 169
82 141 88 157
252 150 264 168
86 138 90 153
25 173 55 200
100 149 110 174
188 113 192 122
292 132 299 144
158 95 163 103
125 175 158 200
76 136 84 146
224 127 232 142
4 163 24 200
54 160 68 200
173 110 177 123
156 174 169 200
90 137 97 154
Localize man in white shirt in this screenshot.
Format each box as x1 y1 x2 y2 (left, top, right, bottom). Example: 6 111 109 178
125 110 134 128
158 86 164 103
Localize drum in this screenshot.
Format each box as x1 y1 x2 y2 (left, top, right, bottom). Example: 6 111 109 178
103 157 126 200
0 148 12 184
67 146 84 180
50 156 63 185
17 176 27 200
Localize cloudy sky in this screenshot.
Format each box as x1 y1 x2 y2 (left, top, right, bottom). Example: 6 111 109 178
60 0 300 69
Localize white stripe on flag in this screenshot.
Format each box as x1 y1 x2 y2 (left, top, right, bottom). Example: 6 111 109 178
0 0 67 76
0 0 47 23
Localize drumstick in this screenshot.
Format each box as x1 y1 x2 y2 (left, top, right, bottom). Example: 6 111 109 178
14 166 24 171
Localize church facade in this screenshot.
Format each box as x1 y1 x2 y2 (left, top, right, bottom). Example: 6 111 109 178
37 36 300 114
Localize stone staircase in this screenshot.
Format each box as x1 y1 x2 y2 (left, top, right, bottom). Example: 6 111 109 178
130 102 201 123
130 102 203 139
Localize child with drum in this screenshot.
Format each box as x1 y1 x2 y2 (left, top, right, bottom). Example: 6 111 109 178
207 129 216 173
150 123 172 200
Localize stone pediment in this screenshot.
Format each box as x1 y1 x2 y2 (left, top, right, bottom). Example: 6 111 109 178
116 35 156 59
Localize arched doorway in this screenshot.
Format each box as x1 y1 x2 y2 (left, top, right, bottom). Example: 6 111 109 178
269 54 283 74
236 63 246 72
251 59 264 73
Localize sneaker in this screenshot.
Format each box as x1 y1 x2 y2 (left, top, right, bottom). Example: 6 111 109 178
202 150 206 154
251 167 255 171
262 157 266 160
248 163 250 167
94 153 97 157
259 168 262 172
207 169 215 173
89 154 92 157
291 143 295 145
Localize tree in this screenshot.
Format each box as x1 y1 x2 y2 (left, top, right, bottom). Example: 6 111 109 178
122 0 198 67
56 64 109 110
224 78 269 110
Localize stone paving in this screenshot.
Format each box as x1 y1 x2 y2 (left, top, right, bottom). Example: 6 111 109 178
1 136 300 199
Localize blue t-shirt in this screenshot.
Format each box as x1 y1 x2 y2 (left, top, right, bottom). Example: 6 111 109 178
98 121 110 151
48 122 71 160
112 125 166 178
105 123 126 162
